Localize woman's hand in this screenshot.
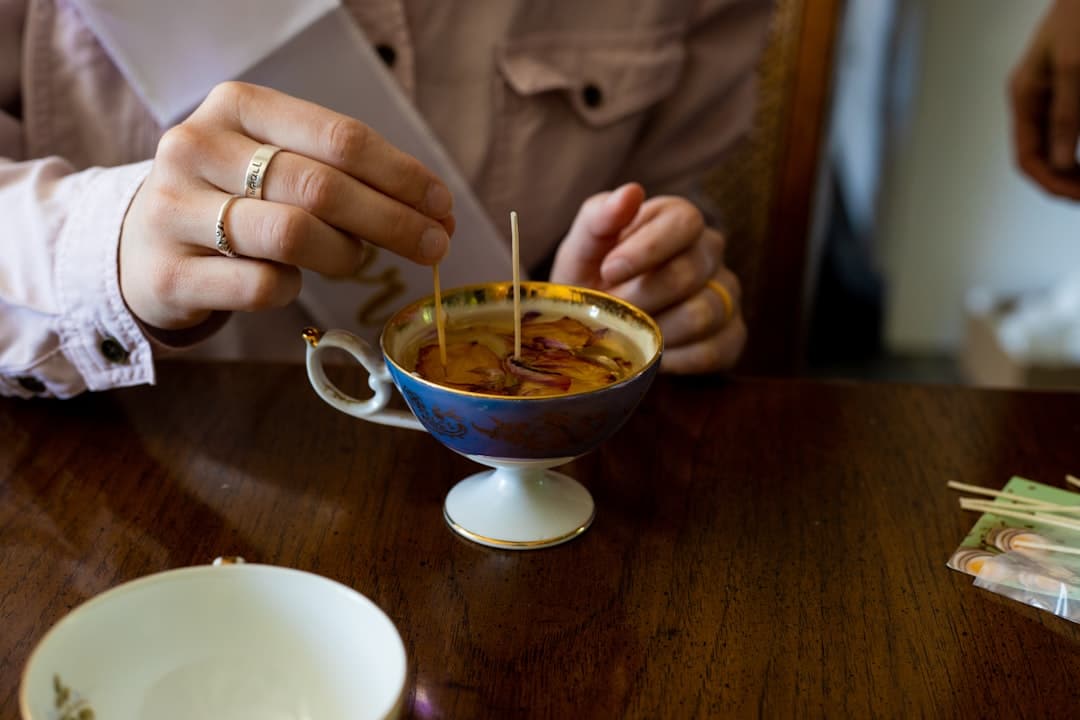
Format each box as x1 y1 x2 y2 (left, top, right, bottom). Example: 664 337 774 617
1010 0 1080 199
551 183 746 374
120 81 455 332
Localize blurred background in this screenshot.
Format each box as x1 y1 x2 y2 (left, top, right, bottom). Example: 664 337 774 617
722 0 1080 390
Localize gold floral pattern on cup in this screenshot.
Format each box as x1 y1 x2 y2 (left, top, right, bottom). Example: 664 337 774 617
52 674 94 720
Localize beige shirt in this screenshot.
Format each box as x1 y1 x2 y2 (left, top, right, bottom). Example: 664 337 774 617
0 0 771 397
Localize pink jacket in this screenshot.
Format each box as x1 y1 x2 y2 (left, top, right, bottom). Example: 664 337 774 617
0 0 770 398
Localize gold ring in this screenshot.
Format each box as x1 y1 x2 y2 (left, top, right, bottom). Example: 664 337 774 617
706 279 734 325
215 194 242 257
243 144 281 200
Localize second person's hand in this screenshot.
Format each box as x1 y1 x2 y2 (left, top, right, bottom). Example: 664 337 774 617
550 183 746 374
1010 0 1080 199
120 81 456 333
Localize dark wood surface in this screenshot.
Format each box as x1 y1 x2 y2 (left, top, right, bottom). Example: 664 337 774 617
3 363 1079 717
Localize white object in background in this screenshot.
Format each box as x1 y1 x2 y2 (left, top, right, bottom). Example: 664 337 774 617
976 271 1080 364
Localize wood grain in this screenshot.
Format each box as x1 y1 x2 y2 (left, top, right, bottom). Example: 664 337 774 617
2 363 1079 717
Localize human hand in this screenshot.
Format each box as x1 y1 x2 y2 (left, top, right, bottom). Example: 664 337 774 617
1010 0 1080 199
550 183 746 374
120 82 455 332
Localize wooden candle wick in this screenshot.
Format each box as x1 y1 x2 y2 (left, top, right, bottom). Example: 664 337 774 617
1012 540 1080 556
958 498 1080 533
948 480 1080 513
947 481 1062 508
433 264 447 366
511 211 521 361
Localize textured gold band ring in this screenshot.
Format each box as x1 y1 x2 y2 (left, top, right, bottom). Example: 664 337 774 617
243 144 281 200
215 194 242 258
706 279 734 325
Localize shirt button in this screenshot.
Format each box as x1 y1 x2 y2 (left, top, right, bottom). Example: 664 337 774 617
100 337 130 364
16 376 46 394
376 44 397 67
582 83 603 108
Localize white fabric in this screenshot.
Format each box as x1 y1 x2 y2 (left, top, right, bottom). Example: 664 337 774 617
68 0 340 125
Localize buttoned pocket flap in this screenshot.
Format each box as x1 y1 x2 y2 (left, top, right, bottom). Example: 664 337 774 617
496 31 686 128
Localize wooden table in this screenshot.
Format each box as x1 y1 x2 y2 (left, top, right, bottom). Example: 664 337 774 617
3 363 1079 717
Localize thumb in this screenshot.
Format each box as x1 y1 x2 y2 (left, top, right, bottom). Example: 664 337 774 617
552 182 645 287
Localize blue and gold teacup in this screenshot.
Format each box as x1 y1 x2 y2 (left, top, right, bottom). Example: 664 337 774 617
304 281 662 549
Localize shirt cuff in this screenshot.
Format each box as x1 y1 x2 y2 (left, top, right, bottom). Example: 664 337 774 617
55 160 157 392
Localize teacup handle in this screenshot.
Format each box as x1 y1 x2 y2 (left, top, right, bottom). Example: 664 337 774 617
303 327 424 431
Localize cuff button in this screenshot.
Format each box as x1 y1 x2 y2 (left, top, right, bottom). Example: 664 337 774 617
100 337 130 364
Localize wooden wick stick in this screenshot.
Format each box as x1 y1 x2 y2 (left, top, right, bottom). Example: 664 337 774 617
947 481 1080 514
1025 505 1080 515
947 481 1063 508
1013 540 1080 556
1067 474 1080 490
958 498 1080 533
432 264 447 366
511 210 521 360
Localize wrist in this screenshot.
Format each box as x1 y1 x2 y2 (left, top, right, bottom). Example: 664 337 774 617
134 311 232 353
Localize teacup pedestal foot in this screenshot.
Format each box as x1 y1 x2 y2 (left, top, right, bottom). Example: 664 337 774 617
443 457 594 550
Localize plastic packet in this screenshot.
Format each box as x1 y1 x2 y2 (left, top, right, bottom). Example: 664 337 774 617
971 528 1080 624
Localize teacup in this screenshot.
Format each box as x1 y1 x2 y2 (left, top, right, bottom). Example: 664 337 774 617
304 281 662 549
20 560 406 720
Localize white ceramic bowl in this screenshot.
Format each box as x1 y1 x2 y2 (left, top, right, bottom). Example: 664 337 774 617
20 563 406 720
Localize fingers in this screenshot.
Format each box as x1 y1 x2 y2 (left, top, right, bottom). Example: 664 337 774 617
1017 160 1080 200
152 254 303 315
164 127 452 266
1010 61 1050 174
1009 21 1080 198
194 82 453 219
551 183 644 286
660 315 747 375
173 82 453 264
653 267 745 373
200 132 449 264
255 149 451 264
1012 82 1080 199
599 197 708 287
1050 58 1080 169
121 81 461 334
582 183 646 238
563 191 742 372
653 268 741 347
193 192 363 277
608 227 724 315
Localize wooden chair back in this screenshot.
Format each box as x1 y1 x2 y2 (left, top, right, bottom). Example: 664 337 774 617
706 0 844 374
